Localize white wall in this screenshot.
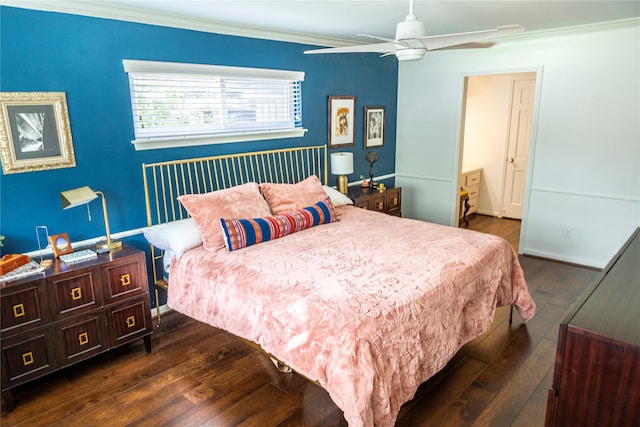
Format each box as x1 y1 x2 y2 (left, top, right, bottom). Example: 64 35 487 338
396 20 640 268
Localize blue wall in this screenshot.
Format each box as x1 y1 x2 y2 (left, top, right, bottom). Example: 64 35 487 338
0 6 398 255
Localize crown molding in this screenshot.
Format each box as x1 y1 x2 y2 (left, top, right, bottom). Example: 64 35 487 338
1 0 360 48
500 17 640 43
3 1 638 48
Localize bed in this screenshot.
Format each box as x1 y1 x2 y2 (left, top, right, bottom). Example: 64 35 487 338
142 145 536 427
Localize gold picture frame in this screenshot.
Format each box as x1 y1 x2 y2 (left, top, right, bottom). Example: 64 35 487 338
328 95 355 148
0 92 76 174
364 106 385 149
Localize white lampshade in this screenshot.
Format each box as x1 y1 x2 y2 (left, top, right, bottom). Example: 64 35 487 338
330 152 354 175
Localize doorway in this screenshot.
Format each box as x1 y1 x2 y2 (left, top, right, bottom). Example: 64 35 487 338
458 71 537 227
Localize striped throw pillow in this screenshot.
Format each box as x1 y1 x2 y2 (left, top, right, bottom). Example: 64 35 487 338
220 197 337 251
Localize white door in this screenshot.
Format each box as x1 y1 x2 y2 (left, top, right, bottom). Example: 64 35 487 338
502 76 535 219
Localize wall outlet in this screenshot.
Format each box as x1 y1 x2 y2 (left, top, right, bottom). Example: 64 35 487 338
563 226 574 239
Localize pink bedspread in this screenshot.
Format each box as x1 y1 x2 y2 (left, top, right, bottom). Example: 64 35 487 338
168 206 535 426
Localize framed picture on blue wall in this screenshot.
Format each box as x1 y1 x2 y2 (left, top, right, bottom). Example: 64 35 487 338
328 95 355 148
0 92 76 174
364 106 385 149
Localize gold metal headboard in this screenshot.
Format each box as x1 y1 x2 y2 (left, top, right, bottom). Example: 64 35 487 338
142 145 327 227
142 145 328 324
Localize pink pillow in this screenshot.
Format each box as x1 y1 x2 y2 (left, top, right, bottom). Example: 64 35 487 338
178 182 272 251
259 175 327 214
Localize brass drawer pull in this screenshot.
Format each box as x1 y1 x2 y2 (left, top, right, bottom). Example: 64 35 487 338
78 332 89 346
120 273 131 287
22 352 34 366
13 303 25 318
71 287 82 301
126 316 136 328
392 197 398 205
377 202 384 209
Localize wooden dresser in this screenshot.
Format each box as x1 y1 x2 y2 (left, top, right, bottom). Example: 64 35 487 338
348 186 402 216
545 228 640 426
1 245 153 411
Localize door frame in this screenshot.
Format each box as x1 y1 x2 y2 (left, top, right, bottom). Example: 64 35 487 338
454 66 544 253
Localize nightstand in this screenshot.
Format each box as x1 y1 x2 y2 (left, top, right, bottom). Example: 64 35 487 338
348 186 402 216
1 245 153 412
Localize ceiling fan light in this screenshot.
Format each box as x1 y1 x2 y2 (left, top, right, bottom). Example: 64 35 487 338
395 17 426 40
396 48 426 61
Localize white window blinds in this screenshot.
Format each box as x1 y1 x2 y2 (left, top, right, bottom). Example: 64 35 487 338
123 60 306 150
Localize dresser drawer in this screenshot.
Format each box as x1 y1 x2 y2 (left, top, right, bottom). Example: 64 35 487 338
54 312 107 367
387 187 402 215
1 327 57 389
1 279 49 337
354 197 371 209
106 297 152 348
465 171 481 187
370 192 387 212
102 254 146 303
49 268 102 319
348 186 403 217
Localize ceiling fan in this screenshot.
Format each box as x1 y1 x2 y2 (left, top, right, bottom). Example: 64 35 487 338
304 0 524 62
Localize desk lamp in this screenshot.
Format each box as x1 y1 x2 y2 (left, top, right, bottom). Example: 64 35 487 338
60 186 122 251
330 152 354 194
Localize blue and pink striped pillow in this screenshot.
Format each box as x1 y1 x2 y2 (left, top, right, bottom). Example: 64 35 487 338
220 197 337 251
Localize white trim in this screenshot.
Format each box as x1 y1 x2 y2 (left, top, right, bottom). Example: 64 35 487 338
123 59 305 81
132 128 308 151
24 227 145 258
151 304 172 321
2 0 360 47
529 187 640 203
394 172 452 183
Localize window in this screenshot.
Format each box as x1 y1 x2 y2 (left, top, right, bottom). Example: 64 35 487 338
123 60 306 150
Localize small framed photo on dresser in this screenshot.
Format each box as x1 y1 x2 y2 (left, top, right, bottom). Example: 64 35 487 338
49 232 73 258
364 106 385 149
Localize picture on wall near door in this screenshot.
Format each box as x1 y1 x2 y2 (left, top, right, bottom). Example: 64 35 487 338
364 106 385 149
328 96 355 148
0 92 76 174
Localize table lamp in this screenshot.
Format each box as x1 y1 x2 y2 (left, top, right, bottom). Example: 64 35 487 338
330 152 353 194
60 186 122 251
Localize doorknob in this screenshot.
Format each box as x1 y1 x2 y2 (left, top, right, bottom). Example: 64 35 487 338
508 157 514 163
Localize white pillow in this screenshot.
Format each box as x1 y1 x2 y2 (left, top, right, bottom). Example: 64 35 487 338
323 185 354 207
142 218 202 259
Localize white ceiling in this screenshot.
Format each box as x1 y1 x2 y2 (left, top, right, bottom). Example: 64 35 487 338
7 0 640 45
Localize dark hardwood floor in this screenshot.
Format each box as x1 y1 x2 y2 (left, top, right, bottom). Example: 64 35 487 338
1 215 600 426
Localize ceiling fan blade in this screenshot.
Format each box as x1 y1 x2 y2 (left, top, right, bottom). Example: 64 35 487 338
358 34 399 44
433 41 497 50
420 24 524 51
304 42 396 55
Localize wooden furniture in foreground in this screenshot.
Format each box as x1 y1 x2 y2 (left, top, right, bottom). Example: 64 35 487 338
546 228 640 426
348 186 402 216
0 245 153 412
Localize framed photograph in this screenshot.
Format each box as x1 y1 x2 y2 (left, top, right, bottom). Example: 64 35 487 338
364 106 385 149
0 92 76 174
49 232 73 258
328 96 355 148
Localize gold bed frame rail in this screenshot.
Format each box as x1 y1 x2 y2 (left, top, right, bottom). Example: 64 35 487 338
142 145 328 325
